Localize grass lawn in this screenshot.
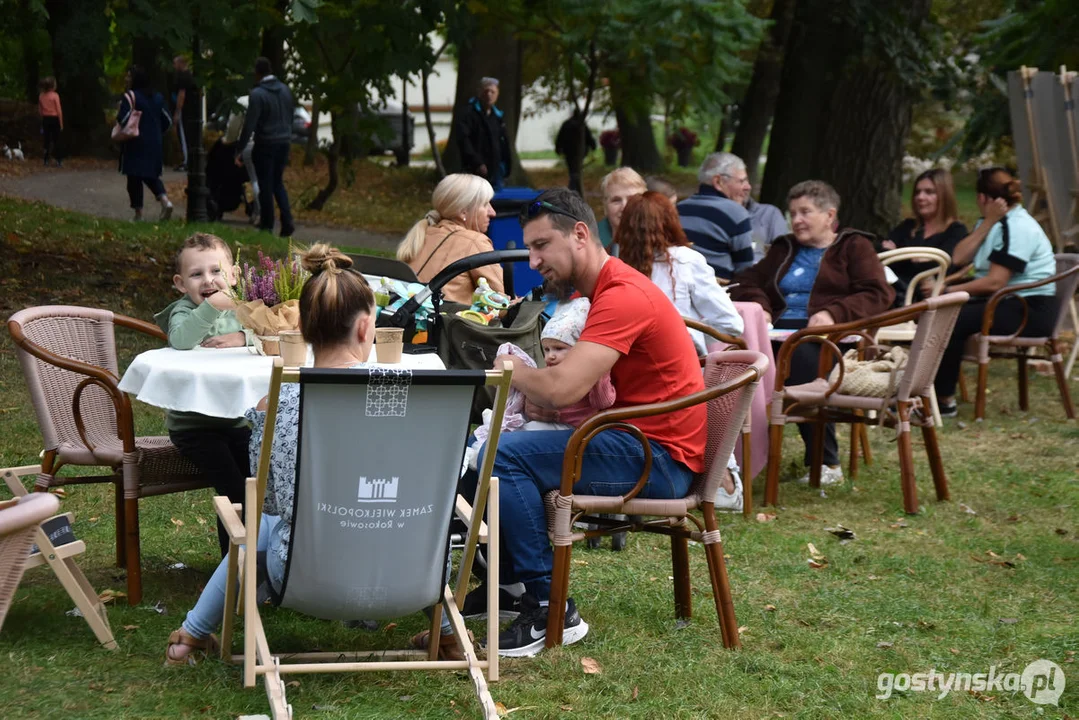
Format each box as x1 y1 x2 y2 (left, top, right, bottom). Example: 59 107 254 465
1 198 1077 719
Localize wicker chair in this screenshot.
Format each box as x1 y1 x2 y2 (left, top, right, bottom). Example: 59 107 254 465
763 292 969 515
683 317 756 517
544 350 767 650
0 492 59 631
962 254 1079 421
7 306 210 606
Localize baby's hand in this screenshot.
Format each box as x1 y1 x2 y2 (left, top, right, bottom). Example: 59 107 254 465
206 290 236 311
202 332 246 349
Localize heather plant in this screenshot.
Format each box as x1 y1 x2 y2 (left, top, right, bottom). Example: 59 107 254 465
235 248 309 307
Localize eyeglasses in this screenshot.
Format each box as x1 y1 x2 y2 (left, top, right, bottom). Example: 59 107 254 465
519 199 587 226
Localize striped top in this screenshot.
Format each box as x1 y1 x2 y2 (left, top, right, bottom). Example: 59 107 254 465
677 185 755 279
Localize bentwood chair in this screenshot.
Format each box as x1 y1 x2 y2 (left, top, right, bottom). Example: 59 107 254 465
543 350 767 650
962 254 1079 421
763 293 968 514
7 306 210 605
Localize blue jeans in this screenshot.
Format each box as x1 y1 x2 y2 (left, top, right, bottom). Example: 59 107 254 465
252 142 293 233
465 429 694 601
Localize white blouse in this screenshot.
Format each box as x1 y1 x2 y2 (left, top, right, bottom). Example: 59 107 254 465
651 245 744 354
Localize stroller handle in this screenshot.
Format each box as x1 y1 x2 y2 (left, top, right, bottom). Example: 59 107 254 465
425 249 531 296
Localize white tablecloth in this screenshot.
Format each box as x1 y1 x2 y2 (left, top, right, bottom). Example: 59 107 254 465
118 346 445 418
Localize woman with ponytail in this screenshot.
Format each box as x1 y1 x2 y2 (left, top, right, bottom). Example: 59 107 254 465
397 173 504 304
934 168 1057 417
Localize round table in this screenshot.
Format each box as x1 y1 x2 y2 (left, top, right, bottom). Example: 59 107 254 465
118 346 446 419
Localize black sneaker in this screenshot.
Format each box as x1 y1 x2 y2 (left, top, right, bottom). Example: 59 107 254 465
939 400 958 418
493 594 589 658
461 583 523 620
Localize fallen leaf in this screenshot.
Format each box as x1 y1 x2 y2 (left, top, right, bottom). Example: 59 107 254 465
999 618 1018 624
49 488 67 498
763 604 777 612
737 625 749 635
631 686 639 701
382 622 397 632
97 589 126 603
1005 514 1019 523
824 524 856 541
755 512 777 523
807 559 828 569
950 647 960 655
196 516 207 525
122 624 138 631
867 575 881 581
572 560 589 566
495 703 534 716
889 520 909 529
807 542 822 558
959 503 977 515
286 681 300 688
170 517 184 527
802 514 820 521
88 516 99 522
581 657 603 674
877 641 894 649
560 706 573 712
1055 528 1068 536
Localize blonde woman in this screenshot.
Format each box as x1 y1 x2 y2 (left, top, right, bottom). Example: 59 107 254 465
597 167 647 251
397 173 504 304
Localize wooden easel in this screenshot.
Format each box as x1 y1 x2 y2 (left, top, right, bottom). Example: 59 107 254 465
1019 66 1064 249
1058 67 1079 376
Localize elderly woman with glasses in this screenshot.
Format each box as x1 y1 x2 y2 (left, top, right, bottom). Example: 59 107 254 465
397 173 504 305
730 180 894 486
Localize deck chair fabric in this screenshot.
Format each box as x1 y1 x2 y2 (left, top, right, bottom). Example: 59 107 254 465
0 492 59 631
280 370 475 620
217 360 512 720
1 466 118 648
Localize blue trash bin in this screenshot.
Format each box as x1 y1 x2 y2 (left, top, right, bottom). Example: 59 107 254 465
488 187 542 297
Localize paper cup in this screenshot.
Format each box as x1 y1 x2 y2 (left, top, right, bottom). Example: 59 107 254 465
375 327 404 364
279 330 307 367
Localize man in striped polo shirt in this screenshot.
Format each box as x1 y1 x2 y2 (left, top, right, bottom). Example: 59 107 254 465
677 152 756 279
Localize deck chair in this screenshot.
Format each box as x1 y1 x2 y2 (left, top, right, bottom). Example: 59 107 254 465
216 359 512 720
763 292 969 515
683 317 757 518
962 254 1079 421
544 350 767 651
1 467 117 648
7 306 209 606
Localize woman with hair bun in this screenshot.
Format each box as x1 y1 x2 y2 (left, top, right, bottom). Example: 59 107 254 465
165 243 416 664
397 173 503 304
933 167 1058 417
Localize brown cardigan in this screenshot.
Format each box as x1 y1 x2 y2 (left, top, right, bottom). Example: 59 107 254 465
730 230 894 323
407 220 505 305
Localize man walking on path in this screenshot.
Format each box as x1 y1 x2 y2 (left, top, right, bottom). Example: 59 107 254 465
555 110 596 197
236 57 295 237
456 77 511 192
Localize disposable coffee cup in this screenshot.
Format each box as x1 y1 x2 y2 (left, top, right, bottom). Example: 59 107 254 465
375 327 404 364
279 330 307 367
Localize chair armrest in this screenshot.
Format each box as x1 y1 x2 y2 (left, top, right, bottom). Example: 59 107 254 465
2 466 39 497
772 334 847 399
558 362 762 498
213 496 246 544
981 263 1079 336
683 316 746 349
114 313 168 343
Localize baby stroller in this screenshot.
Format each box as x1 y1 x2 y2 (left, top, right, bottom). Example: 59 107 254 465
205 138 253 222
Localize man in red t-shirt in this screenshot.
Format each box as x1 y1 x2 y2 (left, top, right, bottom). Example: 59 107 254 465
475 187 706 657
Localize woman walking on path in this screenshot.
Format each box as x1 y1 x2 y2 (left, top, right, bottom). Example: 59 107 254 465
38 77 63 167
116 65 175 221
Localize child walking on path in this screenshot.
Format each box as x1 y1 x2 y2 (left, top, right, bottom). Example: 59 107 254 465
154 233 254 556
38 77 63 167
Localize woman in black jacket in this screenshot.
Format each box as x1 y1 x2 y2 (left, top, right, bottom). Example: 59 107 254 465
117 65 175 221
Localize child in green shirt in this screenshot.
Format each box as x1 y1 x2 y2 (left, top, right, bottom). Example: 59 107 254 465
154 232 253 556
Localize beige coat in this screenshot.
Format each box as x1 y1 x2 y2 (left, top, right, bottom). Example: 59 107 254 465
408 220 505 304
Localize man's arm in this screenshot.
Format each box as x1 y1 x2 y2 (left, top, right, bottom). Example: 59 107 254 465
174 88 185 125
236 92 261 155
455 110 483 169
497 341 620 409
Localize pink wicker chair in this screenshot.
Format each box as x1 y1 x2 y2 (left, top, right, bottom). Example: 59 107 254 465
962 254 1079 421
7 306 210 606
544 350 767 650
763 292 969 515
0 492 60 631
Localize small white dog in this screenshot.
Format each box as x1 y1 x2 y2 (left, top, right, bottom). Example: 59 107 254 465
2 142 25 161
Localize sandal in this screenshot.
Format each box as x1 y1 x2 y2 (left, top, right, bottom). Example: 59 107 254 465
165 628 220 666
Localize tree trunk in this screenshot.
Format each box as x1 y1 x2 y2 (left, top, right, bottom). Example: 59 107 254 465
760 0 930 235
259 0 289 74
615 104 663 173
304 95 320 167
307 113 340 210
44 0 109 157
422 68 446 178
730 0 799 184
20 0 40 104
444 20 526 185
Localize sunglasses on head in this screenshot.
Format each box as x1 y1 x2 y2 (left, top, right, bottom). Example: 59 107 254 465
519 199 587 226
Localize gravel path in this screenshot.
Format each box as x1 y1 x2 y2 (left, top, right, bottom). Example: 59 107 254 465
0 167 400 253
